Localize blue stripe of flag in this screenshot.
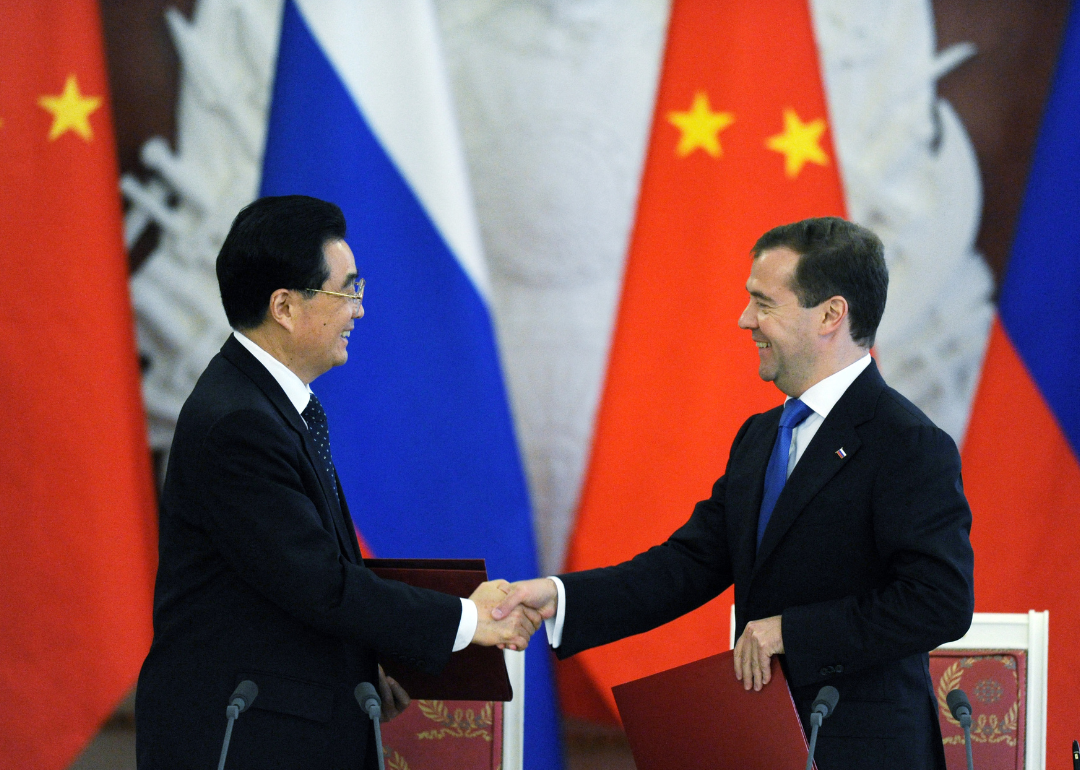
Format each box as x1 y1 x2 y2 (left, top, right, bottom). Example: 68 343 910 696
260 3 563 768
998 3 1080 458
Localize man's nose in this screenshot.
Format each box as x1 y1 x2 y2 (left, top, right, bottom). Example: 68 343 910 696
737 301 755 329
354 302 364 319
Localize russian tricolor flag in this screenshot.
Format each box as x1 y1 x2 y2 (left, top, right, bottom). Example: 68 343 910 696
963 2 1080 755
259 2 561 768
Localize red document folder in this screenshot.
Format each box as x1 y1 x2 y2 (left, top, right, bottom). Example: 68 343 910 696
365 558 513 702
612 650 813 770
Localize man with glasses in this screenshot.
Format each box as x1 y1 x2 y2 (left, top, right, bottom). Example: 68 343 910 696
135 196 538 770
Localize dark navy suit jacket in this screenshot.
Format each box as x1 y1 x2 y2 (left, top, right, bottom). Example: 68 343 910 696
557 362 974 769
135 335 462 770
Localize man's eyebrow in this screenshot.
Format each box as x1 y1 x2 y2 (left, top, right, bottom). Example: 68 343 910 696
340 271 358 290
749 288 775 303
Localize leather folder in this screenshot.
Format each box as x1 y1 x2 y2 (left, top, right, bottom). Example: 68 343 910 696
612 650 813 769
365 558 512 702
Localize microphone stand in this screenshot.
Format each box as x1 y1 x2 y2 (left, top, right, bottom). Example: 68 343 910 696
960 711 974 770
805 713 823 770
947 688 975 770
805 686 839 770
218 710 238 770
355 682 385 770
218 680 258 770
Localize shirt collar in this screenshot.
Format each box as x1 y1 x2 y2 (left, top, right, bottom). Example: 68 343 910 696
788 354 873 420
232 330 312 416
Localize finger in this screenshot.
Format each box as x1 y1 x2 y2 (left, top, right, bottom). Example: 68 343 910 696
522 606 543 630
388 677 410 712
377 668 393 704
491 585 525 620
740 643 755 691
509 615 532 649
510 605 540 636
759 648 772 686
733 636 744 680
751 645 766 691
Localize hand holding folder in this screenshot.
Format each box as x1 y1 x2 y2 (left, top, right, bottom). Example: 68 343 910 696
366 558 535 701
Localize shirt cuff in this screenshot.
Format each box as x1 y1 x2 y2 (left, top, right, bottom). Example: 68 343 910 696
544 576 567 648
453 598 477 652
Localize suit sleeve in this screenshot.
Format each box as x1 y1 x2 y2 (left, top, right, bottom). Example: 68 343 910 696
555 419 753 658
780 423 975 687
196 408 462 675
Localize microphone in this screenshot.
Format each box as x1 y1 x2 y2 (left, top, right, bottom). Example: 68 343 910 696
811 686 839 722
355 682 385 770
218 680 258 770
805 686 839 770
227 680 259 720
947 689 975 770
947 688 972 726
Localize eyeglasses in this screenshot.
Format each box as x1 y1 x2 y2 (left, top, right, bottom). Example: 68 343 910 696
304 278 365 307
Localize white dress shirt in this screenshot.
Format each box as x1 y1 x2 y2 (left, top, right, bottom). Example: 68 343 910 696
233 331 477 651
786 354 872 476
544 353 874 648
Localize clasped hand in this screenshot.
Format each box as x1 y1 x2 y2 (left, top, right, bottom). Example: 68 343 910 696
469 579 545 650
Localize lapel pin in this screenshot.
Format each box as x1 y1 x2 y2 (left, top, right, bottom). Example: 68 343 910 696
835 447 847 459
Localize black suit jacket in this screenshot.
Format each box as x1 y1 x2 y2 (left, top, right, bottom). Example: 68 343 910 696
558 362 974 769
135 336 462 770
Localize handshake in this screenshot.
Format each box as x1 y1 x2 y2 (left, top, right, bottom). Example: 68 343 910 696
467 578 559 651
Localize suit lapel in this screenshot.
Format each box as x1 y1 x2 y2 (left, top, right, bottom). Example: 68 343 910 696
221 336 358 563
751 362 884 575
726 409 781 581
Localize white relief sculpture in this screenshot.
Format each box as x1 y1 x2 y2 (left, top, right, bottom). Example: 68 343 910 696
123 0 283 457
812 0 994 443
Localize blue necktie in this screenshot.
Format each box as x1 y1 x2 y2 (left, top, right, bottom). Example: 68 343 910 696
757 398 814 546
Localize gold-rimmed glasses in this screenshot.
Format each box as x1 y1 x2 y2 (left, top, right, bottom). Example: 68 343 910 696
304 278 364 307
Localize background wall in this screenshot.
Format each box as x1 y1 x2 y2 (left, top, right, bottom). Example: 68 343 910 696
82 1 1071 767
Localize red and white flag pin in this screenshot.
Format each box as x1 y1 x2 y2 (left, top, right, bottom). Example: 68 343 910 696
835 448 847 459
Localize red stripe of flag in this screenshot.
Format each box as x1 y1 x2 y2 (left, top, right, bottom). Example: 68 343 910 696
0 3 157 768
560 0 846 722
963 322 1080 768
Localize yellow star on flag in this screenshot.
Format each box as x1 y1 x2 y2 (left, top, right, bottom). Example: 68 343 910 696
667 91 735 158
38 74 102 142
765 108 829 178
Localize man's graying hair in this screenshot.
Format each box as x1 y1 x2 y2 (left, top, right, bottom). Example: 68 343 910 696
752 217 888 347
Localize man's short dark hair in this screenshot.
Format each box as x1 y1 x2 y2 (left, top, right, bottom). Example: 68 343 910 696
752 216 888 347
216 195 347 330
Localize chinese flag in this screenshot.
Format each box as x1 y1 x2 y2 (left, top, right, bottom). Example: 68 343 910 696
560 0 846 722
0 3 157 769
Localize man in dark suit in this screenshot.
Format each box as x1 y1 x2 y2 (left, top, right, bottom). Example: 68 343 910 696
494 217 974 769
135 196 538 770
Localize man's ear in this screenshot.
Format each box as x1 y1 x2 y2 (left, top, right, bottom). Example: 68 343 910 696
266 288 297 332
819 295 849 337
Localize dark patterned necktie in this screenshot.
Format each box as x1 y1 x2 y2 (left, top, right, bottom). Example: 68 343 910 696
757 398 814 545
302 393 337 484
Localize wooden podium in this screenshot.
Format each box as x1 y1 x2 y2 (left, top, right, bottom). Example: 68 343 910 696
612 650 814 770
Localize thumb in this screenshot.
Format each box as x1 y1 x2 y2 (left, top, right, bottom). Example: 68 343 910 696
491 584 525 620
